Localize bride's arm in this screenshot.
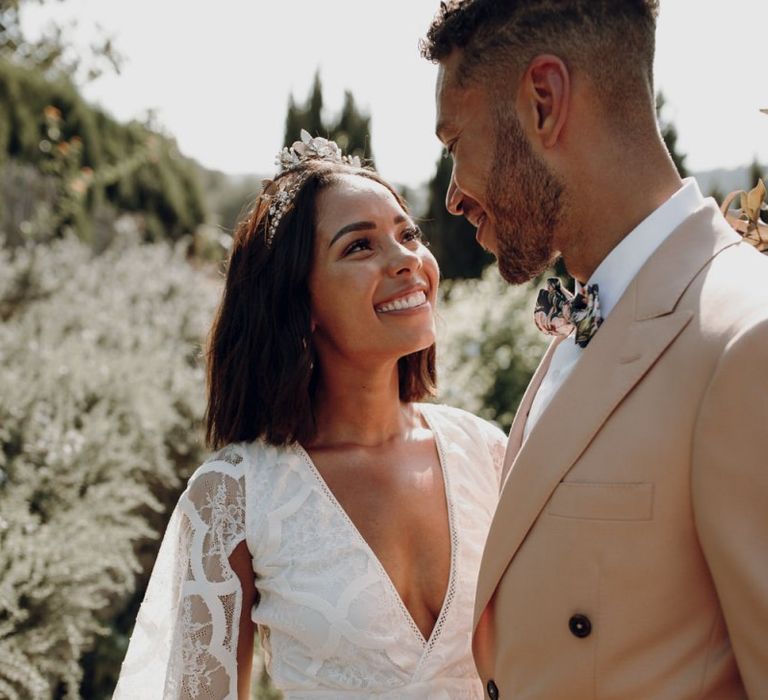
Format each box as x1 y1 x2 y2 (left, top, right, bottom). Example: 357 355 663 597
115 453 250 700
230 540 257 699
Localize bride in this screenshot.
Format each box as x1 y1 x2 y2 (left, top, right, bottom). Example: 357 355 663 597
114 132 506 699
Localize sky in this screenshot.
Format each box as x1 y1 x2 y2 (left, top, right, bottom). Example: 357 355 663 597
21 0 768 188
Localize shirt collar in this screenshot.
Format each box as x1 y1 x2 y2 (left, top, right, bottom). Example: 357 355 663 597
578 177 705 319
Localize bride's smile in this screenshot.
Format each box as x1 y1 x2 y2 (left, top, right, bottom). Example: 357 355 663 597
374 287 429 313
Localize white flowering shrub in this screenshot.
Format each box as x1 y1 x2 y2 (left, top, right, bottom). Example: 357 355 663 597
0 230 548 699
437 266 549 430
0 234 219 699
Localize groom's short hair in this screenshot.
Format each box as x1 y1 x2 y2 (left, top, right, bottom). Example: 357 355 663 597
421 0 660 123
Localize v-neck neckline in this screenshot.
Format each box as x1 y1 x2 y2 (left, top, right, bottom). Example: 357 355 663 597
294 403 457 656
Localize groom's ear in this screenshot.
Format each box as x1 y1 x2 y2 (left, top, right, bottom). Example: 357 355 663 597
519 54 569 150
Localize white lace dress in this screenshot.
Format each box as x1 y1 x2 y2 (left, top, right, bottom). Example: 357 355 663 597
114 403 506 699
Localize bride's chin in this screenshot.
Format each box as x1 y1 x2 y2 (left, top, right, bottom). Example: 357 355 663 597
400 333 436 357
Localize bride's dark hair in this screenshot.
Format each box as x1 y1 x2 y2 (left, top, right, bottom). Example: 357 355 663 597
205 159 436 449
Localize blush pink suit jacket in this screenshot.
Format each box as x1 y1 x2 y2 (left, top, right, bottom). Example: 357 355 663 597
473 201 768 699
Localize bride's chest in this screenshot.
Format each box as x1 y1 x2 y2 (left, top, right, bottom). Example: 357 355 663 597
241 434 498 681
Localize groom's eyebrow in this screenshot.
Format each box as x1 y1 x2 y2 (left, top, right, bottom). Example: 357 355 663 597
330 215 407 248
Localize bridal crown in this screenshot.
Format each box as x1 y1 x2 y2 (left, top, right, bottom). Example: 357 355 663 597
263 130 363 247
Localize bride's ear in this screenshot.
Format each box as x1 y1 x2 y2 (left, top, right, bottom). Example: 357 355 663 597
519 54 570 150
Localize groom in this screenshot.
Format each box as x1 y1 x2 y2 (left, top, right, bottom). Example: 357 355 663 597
423 1 768 698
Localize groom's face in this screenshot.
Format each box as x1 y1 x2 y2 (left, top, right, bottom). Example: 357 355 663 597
436 51 564 284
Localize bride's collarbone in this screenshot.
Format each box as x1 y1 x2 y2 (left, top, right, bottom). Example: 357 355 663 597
308 437 446 517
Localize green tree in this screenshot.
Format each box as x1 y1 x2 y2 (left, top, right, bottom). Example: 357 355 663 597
656 92 688 178
283 71 325 148
423 154 492 279
282 72 374 165
748 157 764 188
0 59 206 245
707 184 725 204
334 90 373 163
0 0 122 82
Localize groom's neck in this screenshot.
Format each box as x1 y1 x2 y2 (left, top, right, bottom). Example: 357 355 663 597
558 134 683 284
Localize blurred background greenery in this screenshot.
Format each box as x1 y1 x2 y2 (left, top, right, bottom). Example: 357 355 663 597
1 1 765 698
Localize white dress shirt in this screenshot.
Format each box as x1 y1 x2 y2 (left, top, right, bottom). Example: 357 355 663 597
523 178 705 440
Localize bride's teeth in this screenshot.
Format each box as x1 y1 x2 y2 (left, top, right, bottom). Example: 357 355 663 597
376 291 427 313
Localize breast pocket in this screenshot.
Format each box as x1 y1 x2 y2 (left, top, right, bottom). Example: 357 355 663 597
546 482 654 521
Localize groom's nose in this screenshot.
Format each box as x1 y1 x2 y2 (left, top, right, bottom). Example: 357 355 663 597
445 173 464 216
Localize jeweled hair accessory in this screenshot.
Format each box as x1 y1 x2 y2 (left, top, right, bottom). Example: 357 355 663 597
263 130 363 247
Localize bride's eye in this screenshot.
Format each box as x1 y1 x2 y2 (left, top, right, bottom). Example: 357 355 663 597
402 226 425 244
344 238 371 255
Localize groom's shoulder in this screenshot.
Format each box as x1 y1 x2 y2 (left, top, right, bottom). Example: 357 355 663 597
699 241 768 322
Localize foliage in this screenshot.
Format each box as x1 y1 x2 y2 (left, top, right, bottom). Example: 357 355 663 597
252 641 282 700
0 231 217 699
199 168 264 234
0 59 207 244
0 0 123 84
423 153 493 279
0 214 546 700
283 71 374 166
437 266 548 430
721 178 768 253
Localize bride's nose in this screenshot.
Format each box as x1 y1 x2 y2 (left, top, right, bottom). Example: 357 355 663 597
386 241 422 277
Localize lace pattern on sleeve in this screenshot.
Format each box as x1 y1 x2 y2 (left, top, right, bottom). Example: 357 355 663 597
114 446 247 700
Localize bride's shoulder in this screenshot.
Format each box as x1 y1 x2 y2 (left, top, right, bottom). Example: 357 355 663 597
421 403 508 485
420 402 507 445
186 439 292 487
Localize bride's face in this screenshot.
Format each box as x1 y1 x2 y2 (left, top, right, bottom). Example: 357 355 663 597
308 175 439 366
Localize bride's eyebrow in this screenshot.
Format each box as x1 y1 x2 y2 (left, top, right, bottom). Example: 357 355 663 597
329 215 407 248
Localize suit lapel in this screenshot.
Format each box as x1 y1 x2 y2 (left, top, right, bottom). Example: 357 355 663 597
500 336 564 484
474 201 742 628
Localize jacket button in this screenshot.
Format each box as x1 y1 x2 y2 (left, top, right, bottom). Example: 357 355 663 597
569 613 592 638
487 679 499 699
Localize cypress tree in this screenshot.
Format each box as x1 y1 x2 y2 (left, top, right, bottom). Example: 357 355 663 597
282 72 374 165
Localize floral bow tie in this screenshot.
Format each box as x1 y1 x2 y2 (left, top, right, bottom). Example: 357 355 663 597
534 277 603 348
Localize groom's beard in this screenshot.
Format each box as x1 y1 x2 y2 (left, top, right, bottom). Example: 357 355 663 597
487 109 564 285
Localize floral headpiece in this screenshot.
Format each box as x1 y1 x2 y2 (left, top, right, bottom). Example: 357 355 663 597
262 130 363 247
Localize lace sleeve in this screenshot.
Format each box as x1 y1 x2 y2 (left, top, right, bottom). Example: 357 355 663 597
114 447 248 700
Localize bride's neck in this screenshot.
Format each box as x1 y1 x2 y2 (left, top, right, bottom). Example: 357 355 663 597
309 358 412 449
